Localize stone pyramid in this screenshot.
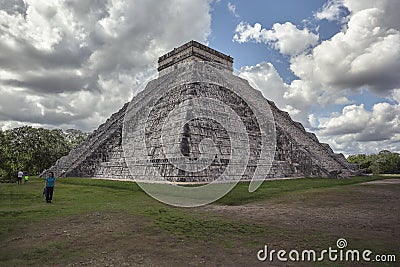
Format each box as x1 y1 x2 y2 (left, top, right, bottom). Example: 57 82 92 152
47 41 357 181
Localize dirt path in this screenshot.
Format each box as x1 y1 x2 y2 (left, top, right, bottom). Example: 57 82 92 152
362 178 400 185
201 182 400 251
204 183 399 228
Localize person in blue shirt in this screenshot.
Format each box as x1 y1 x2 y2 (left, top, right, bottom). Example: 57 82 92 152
45 171 56 203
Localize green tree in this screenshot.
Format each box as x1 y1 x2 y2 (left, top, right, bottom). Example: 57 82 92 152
64 129 88 148
347 154 372 170
347 150 400 175
376 151 400 174
0 126 88 182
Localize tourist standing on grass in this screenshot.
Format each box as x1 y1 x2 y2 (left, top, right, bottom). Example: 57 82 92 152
17 170 23 185
45 171 56 203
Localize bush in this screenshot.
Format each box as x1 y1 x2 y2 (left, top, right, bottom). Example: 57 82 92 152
348 150 400 174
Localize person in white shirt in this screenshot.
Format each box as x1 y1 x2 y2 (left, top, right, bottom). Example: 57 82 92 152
17 171 23 185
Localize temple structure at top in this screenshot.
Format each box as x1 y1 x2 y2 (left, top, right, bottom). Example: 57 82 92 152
157 40 233 76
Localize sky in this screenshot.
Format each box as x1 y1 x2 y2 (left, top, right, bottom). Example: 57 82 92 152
0 0 399 156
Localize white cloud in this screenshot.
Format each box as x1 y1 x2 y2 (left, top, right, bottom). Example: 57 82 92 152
233 22 262 43
234 0 400 110
227 2 239 18
316 101 400 154
315 0 345 21
391 89 400 103
233 22 319 56
239 62 310 125
239 62 288 107
0 0 212 131
308 114 319 128
238 61 400 155
287 0 400 109
234 0 400 154
319 104 371 135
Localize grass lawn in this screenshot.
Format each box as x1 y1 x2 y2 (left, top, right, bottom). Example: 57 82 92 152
0 175 399 266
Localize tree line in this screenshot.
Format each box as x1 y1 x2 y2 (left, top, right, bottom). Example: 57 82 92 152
0 126 87 182
347 150 400 175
